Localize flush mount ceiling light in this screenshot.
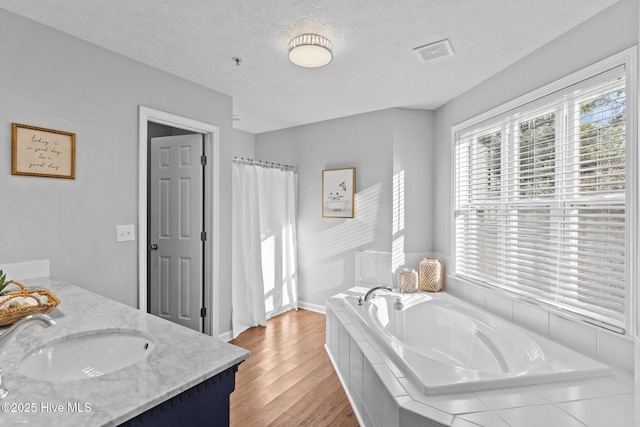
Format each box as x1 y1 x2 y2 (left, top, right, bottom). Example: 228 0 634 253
288 34 333 68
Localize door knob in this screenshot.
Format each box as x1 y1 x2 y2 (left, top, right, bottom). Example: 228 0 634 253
150 244 158 250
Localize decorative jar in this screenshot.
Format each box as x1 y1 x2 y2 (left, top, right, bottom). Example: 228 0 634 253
419 258 443 292
398 268 418 293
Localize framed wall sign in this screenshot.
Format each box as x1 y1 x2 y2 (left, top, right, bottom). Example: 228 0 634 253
12 123 76 179
322 167 355 218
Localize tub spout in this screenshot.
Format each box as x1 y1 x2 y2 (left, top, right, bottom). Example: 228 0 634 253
0 313 56 348
358 286 394 305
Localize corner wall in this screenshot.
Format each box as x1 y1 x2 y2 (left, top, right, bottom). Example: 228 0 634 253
256 108 434 308
232 128 256 158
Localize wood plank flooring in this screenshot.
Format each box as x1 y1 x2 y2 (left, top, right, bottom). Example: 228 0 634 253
229 309 359 427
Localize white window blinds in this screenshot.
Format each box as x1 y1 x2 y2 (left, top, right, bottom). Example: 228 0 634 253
454 65 628 332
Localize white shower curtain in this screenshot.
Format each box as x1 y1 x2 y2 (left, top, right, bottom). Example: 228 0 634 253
232 161 298 339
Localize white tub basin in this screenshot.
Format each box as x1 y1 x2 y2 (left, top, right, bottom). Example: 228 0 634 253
344 292 611 395
18 330 155 381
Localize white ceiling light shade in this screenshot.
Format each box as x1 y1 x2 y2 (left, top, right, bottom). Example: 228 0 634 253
288 34 333 68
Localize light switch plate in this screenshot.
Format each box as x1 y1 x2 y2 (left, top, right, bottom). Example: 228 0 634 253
116 224 135 242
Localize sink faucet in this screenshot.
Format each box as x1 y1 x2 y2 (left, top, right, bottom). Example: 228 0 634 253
0 314 55 400
358 286 394 305
0 314 56 348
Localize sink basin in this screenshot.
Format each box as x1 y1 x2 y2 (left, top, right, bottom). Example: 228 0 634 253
18 330 155 381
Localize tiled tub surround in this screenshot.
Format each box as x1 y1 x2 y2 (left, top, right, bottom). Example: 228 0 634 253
326 290 634 427
0 278 249 426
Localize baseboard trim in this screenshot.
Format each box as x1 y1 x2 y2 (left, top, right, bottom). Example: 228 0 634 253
218 330 233 342
218 301 327 342
298 300 326 314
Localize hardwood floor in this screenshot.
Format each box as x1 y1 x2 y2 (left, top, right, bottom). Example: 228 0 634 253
229 309 359 427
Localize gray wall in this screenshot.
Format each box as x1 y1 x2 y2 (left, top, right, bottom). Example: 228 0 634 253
392 109 436 257
0 9 235 335
256 108 434 307
232 128 256 159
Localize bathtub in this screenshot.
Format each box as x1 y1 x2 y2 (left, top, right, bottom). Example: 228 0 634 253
342 291 611 395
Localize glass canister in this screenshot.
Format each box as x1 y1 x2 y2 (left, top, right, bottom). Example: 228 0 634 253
419 258 443 292
398 268 419 293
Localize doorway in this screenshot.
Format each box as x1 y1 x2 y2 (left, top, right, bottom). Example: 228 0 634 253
138 106 220 337
148 125 204 331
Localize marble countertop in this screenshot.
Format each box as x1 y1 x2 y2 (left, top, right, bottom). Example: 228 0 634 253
0 278 249 426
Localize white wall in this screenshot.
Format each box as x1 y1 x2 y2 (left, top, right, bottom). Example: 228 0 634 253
0 9 236 335
256 108 434 308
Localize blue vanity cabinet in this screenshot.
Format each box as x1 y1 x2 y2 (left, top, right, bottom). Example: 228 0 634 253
119 365 239 427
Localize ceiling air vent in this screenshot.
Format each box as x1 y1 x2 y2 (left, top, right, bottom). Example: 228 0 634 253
413 39 454 63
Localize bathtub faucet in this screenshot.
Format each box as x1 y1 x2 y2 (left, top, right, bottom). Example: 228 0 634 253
358 286 394 305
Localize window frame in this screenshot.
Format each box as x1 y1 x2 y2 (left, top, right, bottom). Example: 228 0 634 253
450 47 637 336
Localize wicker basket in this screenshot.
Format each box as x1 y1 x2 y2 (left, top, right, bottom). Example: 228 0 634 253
419 258 443 292
0 281 60 327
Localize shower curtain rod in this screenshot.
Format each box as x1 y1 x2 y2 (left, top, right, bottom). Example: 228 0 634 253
233 157 297 172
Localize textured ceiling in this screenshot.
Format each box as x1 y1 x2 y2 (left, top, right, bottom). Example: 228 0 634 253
0 0 619 134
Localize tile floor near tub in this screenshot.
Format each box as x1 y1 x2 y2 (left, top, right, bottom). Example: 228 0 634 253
326 296 636 427
400 364 634 427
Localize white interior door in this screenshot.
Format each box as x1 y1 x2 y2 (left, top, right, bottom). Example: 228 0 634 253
149 134 204 332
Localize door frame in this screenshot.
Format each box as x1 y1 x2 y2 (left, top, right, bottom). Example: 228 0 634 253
138 106 220 337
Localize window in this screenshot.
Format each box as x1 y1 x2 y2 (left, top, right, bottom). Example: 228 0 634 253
454 55 633 333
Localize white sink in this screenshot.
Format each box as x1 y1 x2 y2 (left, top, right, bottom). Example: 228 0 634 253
18 330 155 381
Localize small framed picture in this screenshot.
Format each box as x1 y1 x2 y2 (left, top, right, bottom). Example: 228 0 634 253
322 167 355 218
12 123 76 179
